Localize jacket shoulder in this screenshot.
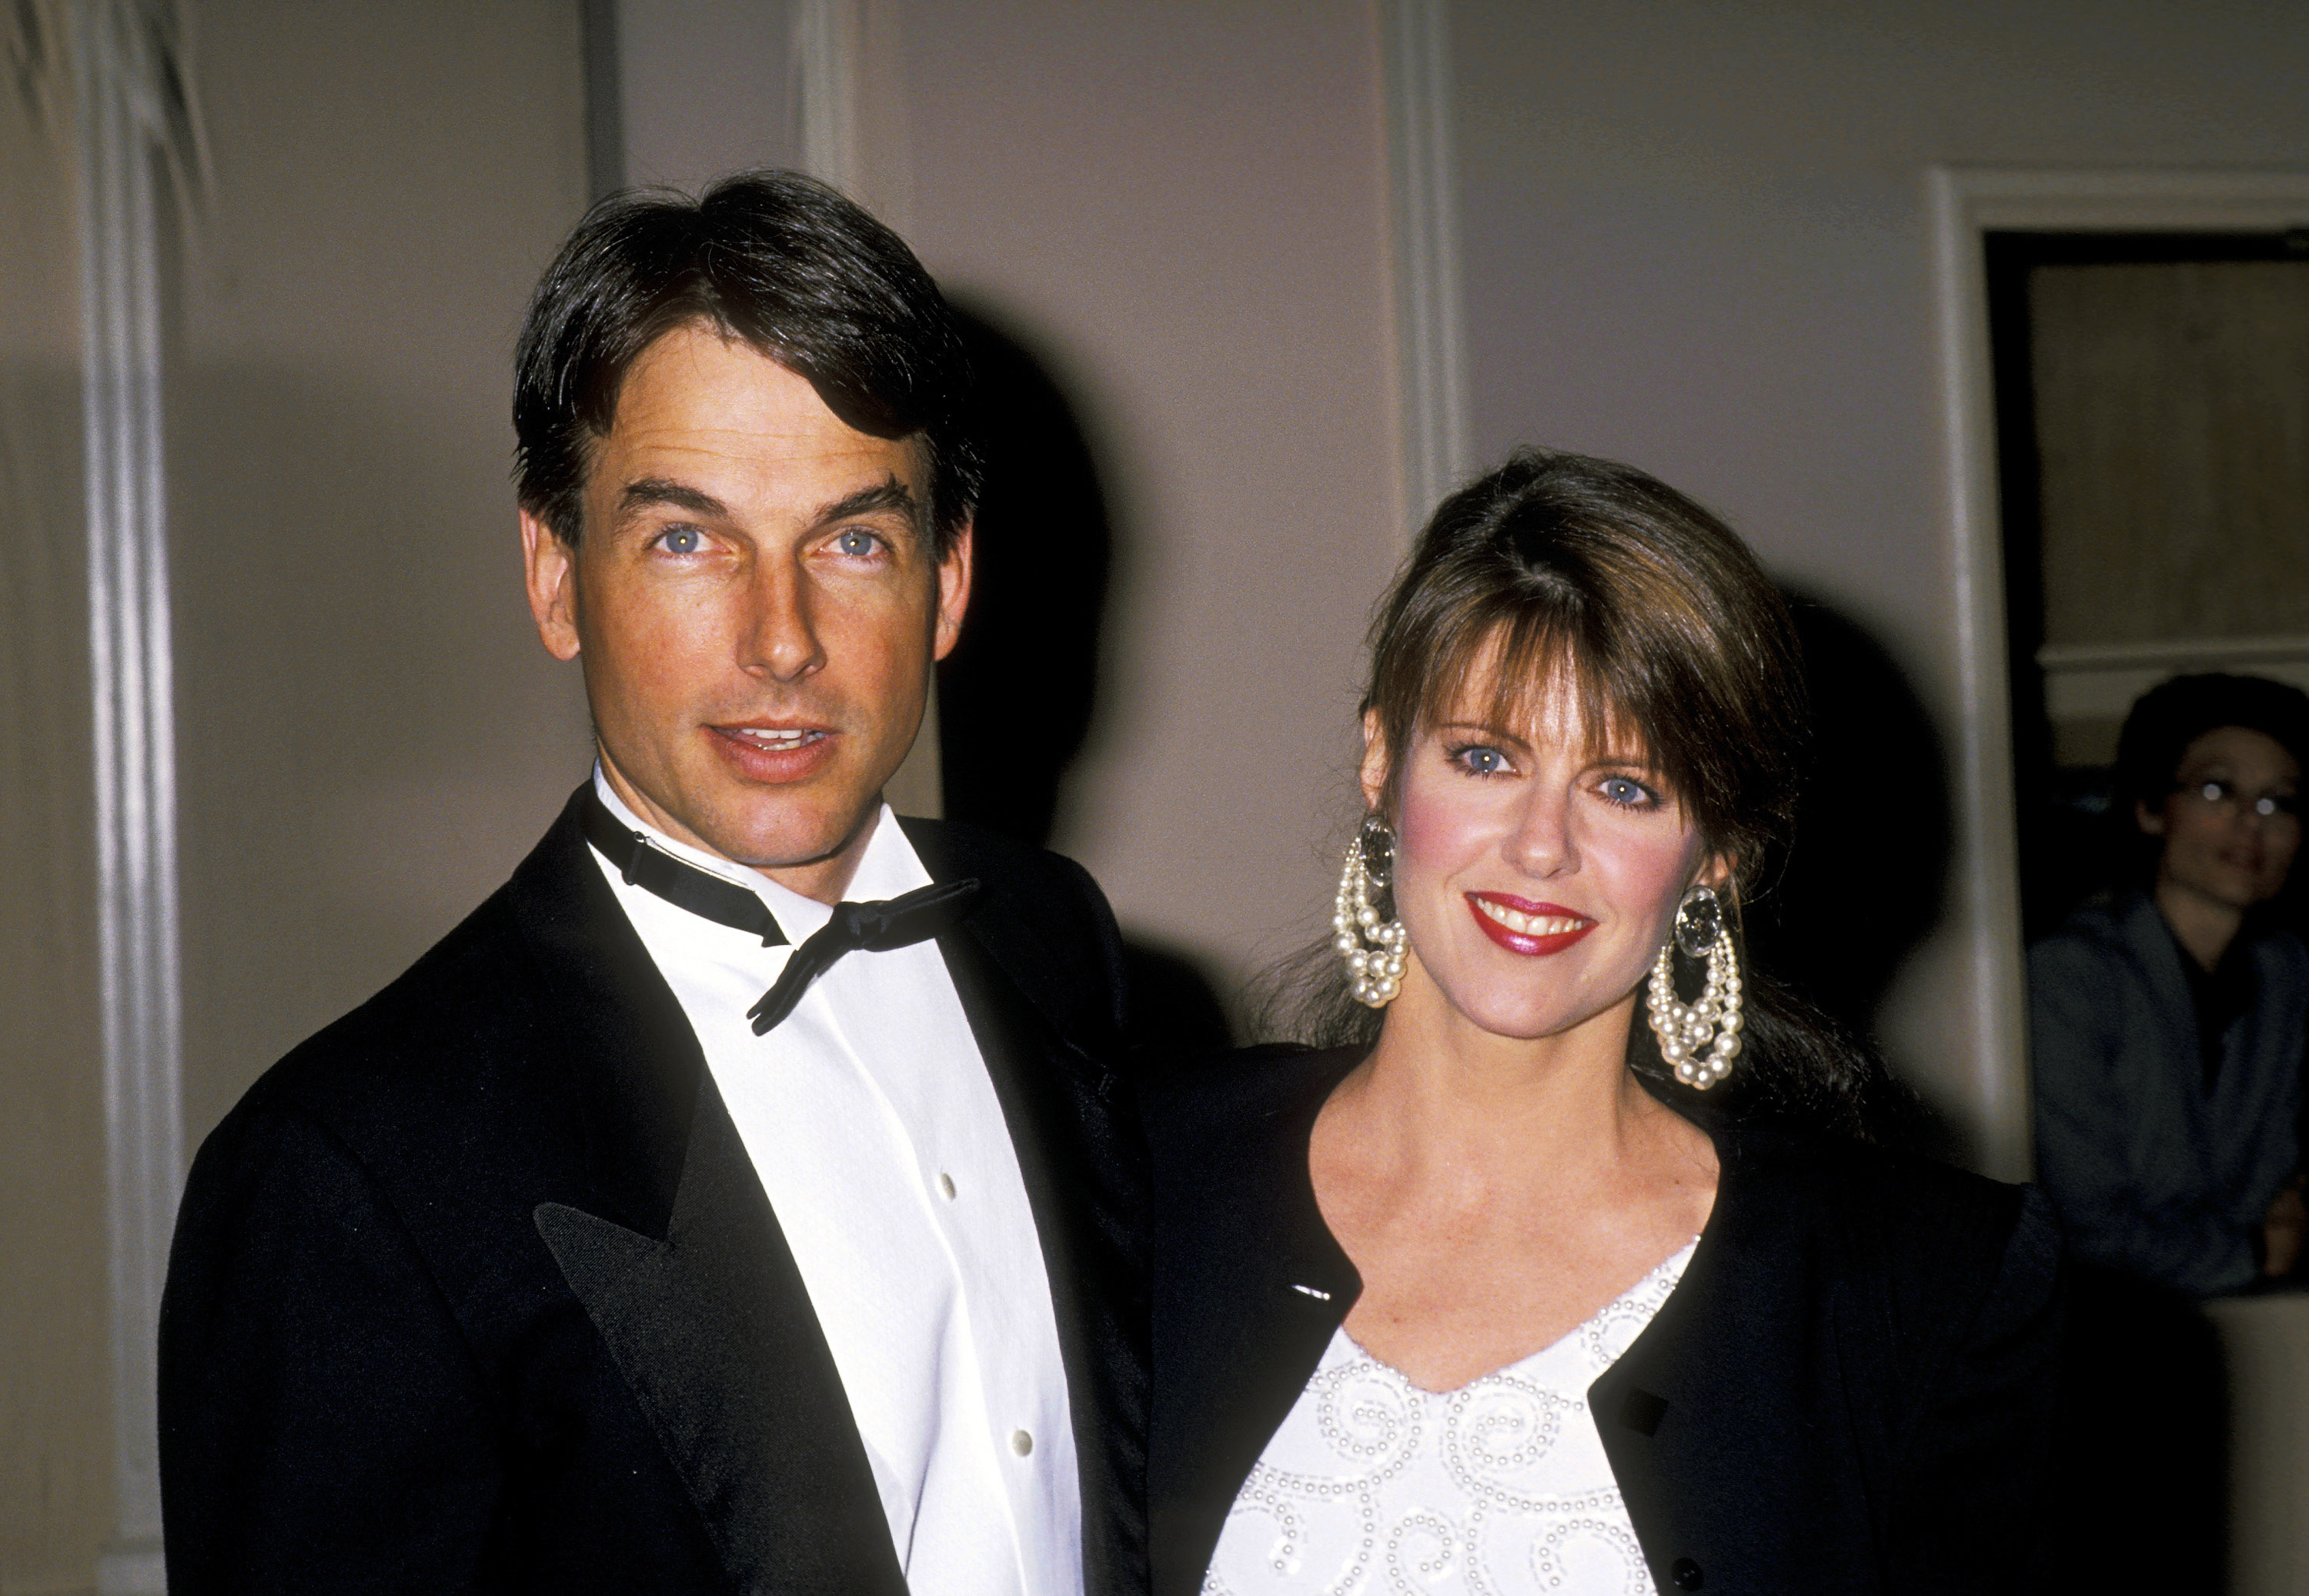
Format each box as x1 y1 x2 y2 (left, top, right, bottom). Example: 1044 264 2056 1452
1738 1127 2061 1359
900 815 1128 1033
900 814 1104 909
1140 1045 1348 1149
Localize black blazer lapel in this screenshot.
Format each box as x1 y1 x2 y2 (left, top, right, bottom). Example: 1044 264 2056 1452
515 788 906 1596
534 1078 905 1596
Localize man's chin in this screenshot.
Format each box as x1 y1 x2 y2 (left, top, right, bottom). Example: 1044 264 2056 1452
696 797 884 876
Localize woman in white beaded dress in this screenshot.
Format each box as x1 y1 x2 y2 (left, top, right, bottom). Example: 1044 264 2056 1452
1141 449 2063 1596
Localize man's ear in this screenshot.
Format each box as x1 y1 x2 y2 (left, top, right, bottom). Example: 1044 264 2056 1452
931 519 974 663
1358 708 1390 813
521 510 582 662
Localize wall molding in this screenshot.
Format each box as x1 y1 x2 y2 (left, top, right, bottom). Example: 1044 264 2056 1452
73 2 194 1589
1928 164 2309 1181
2040 634 2309 721
1378 0 1469 536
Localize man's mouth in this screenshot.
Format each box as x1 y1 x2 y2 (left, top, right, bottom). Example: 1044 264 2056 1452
707 723 840 783
717 726 829 753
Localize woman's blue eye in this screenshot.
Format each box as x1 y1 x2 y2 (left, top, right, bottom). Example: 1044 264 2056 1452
834 529 880 557
658 527 702 555
1460 746 1508 775
1602 777 1651 806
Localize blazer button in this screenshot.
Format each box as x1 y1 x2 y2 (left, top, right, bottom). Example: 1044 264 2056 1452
1670 1557 1704 1590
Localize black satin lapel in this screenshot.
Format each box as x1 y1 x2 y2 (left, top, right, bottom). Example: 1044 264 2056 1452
508 786 702 1238
535 1073 907 1596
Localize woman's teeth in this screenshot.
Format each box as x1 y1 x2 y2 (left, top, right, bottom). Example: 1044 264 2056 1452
1475 899 1587 937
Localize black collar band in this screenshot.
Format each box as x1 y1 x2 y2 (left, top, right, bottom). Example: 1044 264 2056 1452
580 786 789 948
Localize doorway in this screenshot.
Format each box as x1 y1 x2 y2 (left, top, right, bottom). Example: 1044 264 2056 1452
1987 229 2309 938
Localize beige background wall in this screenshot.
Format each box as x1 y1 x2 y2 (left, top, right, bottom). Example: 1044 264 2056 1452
5 4 594 1588
169 0 594 1144
1445 0 2309 1166
892 0 1405 1003
2 26 108 1589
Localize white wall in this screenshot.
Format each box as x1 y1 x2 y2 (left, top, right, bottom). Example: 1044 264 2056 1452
1448 0 2309 1173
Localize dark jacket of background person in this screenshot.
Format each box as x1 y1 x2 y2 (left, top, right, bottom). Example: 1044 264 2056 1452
159 791 1148 1596
1142 1046 2063 1596
2029 889 2308 1297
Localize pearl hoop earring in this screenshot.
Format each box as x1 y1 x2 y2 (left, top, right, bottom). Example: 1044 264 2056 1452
1333 815 1408 1008
1646 884 1743 1090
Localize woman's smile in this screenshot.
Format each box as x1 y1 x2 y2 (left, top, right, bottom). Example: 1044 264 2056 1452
1465 891 1595 955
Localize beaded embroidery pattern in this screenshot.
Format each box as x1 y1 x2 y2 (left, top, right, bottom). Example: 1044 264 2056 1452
1204 1240 1696 1596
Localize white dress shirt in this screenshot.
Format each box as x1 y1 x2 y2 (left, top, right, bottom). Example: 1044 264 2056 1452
588 770 1081 1596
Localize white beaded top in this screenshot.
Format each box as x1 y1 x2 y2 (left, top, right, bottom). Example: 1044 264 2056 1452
1203 1240 1696 1596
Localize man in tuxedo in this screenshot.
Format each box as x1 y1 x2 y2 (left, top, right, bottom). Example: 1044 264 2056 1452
159 172 1145 1596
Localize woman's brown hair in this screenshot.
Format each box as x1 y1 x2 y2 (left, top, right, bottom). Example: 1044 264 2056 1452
1263 449 1894 1137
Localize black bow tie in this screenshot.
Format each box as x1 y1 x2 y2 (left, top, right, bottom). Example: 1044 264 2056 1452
743 879 982 1034
580 786 981 1034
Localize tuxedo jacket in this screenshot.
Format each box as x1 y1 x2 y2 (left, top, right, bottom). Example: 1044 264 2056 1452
159 789 1148 1596
1143 1047 2063 1596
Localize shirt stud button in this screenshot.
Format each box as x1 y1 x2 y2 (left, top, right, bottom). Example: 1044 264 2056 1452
938 1172 957 1200
1011 1428 1033 1456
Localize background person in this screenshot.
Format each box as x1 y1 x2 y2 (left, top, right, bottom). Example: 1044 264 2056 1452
1144 451 2062 1596
2029 670 2309 1297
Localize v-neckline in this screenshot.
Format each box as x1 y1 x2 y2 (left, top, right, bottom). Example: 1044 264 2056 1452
1334 1234 1701 1397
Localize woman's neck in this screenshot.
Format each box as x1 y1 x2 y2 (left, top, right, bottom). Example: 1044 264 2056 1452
1342 982 1689 1191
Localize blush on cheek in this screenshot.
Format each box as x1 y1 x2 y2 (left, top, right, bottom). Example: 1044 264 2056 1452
1392 780 1475 873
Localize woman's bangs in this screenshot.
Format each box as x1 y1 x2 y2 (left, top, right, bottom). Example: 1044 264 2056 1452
1414 609 1651 770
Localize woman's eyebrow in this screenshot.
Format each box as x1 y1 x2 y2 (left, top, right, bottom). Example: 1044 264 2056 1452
1434 720 1533 748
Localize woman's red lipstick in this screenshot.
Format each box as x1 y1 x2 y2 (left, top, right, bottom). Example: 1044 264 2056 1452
1465 892 1595 956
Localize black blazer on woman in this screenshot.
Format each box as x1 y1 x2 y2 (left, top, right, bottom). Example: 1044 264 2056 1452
159 787 1148 1596
1144 1046 2062 1596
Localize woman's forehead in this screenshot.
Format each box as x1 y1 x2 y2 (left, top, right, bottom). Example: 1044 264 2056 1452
1430 656 1648 759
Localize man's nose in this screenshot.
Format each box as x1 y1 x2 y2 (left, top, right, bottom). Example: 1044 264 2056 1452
739 559 824 682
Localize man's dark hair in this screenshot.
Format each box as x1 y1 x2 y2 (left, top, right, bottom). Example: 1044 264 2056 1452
513 169 981 554
2115 671 2309 822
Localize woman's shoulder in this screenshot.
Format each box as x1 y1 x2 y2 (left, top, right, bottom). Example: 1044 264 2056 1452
2030 890 2153 963
1725 1123 2062 1328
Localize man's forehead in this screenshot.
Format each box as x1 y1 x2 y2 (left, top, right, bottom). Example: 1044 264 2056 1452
590 325 929 513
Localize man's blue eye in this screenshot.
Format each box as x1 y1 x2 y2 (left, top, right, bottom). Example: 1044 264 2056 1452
660 527 701 555
835 529 879 557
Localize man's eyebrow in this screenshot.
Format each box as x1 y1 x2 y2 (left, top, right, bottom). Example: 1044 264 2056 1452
814 475 921 530
617 477 728 519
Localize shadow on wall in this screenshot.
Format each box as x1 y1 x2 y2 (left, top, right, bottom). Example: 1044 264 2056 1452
936 302 1235 1057
1743 595 1957 1150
